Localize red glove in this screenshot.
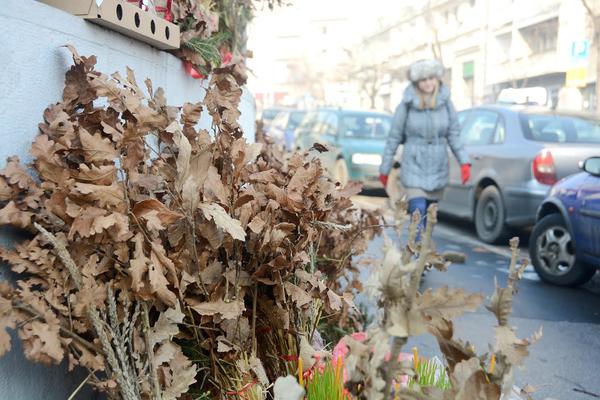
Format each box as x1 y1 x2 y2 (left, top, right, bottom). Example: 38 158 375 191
379 174 388 187
461 164 471 184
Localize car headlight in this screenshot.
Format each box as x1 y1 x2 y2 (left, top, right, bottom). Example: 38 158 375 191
351 153 382 166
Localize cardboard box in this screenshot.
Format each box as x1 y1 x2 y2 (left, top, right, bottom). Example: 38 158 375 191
38 0 180 50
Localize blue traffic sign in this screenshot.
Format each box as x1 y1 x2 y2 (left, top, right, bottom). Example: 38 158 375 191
571 40 590 60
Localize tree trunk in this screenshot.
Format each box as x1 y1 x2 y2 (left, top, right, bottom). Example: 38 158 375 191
596 37 600 111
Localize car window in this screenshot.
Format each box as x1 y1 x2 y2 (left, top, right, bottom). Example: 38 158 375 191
461 110 498 145
520 114 600 143
457 111 469 128
297 111 318 133
271 112 288 130
262 109 280 122
322 113 339 136
492 117 506 144
341 114 392 138
288 111 306 130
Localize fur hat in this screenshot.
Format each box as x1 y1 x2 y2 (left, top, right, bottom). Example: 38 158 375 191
407 59 445 83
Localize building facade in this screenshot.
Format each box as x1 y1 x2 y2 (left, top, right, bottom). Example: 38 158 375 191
353 0 597 112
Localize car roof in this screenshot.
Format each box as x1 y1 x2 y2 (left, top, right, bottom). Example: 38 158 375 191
312 107 392 116
465 104 600 120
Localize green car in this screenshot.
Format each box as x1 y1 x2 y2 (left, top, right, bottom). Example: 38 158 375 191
295 108 393 188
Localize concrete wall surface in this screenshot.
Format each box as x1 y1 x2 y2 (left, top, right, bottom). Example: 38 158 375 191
0 1 256 398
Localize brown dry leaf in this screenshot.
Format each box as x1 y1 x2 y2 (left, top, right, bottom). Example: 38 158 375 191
415 287 484 322
249 169 278 184
149 243 178 307
0 201 34 229
63 45 96 107
79 128 118 163
247 215 266 234
486 283 513 326
288 164 319 194
133 199 184 229
198 203 246 241
149 306 185 348
76 164 116 185
337 181 363 198
0 177 12 201
200 261 224 286
188 298 245 320
284 282 312 307
495 326 542 367
181 102 202 126
454 369 501 400
20 320 64 364
0 296 15 357
161 346 197 400
130 233 150 292
72 182 124 209
204 166 229 204
91 212 132 242
326 290 342 311
0 157 35 190
169 121 212 210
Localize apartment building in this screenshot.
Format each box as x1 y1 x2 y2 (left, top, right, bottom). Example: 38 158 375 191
353 0 595 111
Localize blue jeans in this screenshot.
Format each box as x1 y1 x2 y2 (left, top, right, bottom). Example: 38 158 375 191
408 197 437 240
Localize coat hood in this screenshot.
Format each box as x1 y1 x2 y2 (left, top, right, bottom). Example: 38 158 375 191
402 83 451 110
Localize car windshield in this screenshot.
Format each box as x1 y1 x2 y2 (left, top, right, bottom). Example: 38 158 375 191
270 112 288 129
520 113 600 143
288 111 307 130
341 114 392 138
261 109 280 122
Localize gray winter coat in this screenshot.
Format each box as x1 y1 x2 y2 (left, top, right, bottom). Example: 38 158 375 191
380 84 470 192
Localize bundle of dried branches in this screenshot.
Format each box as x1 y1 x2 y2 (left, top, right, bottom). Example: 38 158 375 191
0 46 379 398
339 202 541 400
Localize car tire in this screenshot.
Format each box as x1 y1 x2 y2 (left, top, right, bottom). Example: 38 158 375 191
529 213 595 286
474 185 510 244
334 158 349 186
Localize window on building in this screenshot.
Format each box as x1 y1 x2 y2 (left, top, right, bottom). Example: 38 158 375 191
496 32 512 55
520 18 558 54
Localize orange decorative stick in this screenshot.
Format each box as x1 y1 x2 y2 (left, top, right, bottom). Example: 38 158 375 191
298 358 303 386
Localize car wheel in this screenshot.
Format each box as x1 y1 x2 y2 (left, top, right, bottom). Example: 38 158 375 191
529 213 595 286
334 158 349 186
474 185 510 244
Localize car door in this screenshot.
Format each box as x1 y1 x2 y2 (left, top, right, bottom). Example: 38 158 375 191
442 109 501 218
577 159 600 260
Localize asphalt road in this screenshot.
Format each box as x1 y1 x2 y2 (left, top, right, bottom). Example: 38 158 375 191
352 194 600 400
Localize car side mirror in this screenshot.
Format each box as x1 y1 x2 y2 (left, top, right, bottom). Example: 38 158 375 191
582 157 600 176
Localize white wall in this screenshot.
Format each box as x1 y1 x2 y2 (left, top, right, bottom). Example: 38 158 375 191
0 1 255 398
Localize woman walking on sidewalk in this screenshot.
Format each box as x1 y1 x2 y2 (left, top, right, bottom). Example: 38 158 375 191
379 59 471 233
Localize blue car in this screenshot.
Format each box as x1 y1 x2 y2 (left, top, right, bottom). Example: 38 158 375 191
530 156 600 286
294 108 392 188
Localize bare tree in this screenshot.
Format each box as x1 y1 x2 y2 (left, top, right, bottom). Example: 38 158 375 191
423 0 444 65
353 64 389 109
582 0 600 110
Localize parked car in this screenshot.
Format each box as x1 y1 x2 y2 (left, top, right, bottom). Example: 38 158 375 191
529 156 600 286
295 108 392 187
436 106 600 243
266 109 307 151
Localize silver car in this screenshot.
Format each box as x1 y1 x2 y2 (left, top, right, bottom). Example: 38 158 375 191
436 106 600 243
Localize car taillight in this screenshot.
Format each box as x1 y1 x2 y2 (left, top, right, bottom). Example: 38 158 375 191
533 149 557 185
